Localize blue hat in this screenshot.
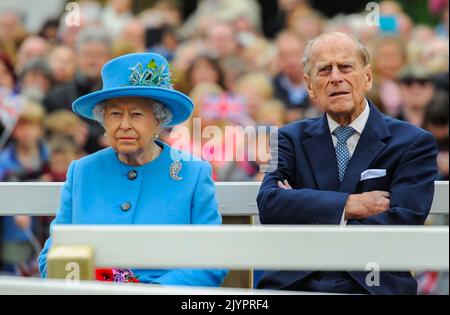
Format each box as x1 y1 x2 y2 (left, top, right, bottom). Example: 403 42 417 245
72 53 193 126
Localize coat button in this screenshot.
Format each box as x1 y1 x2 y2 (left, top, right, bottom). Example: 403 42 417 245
127 170 138 180
120 202 132 212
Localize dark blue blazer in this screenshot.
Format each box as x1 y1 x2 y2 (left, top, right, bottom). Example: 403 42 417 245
256 101 438 294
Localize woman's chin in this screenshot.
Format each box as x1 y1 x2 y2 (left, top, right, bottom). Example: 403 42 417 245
113 145 139 155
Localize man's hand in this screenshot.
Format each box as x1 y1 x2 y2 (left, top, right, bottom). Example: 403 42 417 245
345 191 390 220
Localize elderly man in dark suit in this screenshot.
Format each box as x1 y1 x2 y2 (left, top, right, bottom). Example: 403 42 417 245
257 32 438 294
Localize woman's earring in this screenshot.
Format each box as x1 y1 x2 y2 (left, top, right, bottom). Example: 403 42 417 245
155 133 159 139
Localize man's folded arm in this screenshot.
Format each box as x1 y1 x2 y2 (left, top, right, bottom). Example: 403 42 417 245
349 131 438 226
257 129 349 225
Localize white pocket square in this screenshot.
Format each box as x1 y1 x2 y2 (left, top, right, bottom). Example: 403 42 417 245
360 169 386 181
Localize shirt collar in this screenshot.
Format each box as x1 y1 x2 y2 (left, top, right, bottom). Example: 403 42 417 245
327 99 370 135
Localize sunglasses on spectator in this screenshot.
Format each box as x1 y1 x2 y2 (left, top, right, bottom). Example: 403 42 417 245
401 78 432 86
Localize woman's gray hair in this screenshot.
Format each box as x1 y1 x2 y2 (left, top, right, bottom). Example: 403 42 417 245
303 32 370 76
92 99 173 131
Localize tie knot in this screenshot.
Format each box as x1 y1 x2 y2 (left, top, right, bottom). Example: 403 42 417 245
333 126 356 142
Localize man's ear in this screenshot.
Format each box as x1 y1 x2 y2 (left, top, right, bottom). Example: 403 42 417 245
365 64 373 92
304 74 316 99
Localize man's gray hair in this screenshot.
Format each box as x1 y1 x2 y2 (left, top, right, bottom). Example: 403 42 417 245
92 99 173 130
75 26 113 53
303 32 370 76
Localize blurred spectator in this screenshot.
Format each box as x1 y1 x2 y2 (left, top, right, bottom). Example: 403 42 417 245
417 37 449 74
379 1 413 39
19 58 54 103
0 52 17 92
150 0 183 27
206 23 239 59
220 55 249 92
114 19 146 55
255 99 286 127
56 0 102 48
272 31 314 122
240 36 276 73
0 214 36 275
101 0 134 37
186 55 226 92
423 91 449 180
235 72 273 122
38 18 60 46
432 71 449 92
48 46 77 84
172 39 204 73
0 100 47 275
0 10 27 63
287 6 324 42
44 26 112 153
40 135 79 182
187 82 224 125
44 110 89 157
0 100 48 181
15 36 49 75
181 0 261 39
147 25 180 61
139 0 183 30
266 0 311 38
429 0 449 38
397 65 435 127
34 134 79 245
368 36 407 116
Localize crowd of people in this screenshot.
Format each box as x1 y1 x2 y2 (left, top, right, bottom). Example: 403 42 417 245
0 0 448 293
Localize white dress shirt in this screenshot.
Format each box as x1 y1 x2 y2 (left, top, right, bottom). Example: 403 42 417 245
326 99 370 225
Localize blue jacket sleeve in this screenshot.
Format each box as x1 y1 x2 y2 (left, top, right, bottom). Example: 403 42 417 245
38 160 76 277
348 131 438 225
151 161 228 287
257 129 349 225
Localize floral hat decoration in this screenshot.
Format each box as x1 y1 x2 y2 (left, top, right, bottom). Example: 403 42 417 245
72 52 193 126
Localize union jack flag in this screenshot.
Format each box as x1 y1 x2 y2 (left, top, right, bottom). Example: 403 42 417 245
0 87 24 131
201 93 250 125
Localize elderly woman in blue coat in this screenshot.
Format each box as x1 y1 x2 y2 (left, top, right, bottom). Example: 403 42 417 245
38 53 228 286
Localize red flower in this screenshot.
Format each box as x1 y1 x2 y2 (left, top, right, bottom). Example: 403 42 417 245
95 268 114 281
128 277 140 283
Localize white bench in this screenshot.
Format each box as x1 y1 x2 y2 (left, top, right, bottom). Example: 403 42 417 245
0 182 448 292
49 225 449 271
4 225 448 295
0 181 448 216
0 275 296 295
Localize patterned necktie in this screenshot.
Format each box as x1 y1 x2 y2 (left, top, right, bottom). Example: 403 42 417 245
333 126 356 181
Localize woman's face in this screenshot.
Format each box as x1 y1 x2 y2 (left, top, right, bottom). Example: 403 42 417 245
374 42 404 80
190 59 220 87
103 97 160 156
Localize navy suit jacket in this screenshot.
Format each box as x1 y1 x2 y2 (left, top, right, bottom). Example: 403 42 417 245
256 101 438 294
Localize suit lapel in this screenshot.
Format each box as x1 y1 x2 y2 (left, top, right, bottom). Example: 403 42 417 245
302 115 341 191
338 103 391 193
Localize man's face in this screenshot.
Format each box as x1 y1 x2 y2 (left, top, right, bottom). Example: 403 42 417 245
207 24 237 58
77 42 111 81
304 36 373 120
277 37 304 81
